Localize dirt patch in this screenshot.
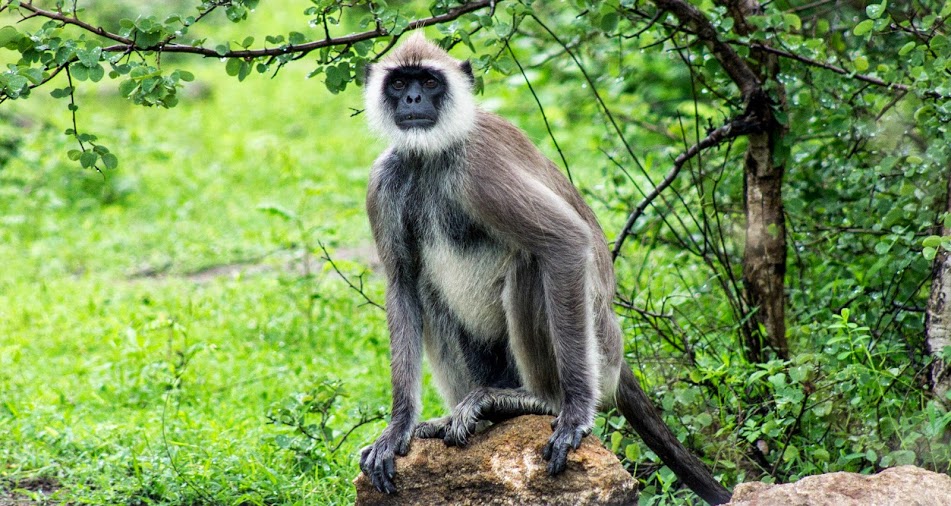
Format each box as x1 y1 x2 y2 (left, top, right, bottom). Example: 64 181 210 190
128 243 381 283
0 476 60 505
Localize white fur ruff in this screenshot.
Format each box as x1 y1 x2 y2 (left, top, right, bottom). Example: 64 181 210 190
365 57 476 155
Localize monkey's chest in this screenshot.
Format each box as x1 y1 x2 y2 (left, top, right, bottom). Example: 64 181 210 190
412 205 510 340
419 238 509 339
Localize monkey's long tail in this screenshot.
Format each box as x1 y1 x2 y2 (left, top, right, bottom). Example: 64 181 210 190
616 366 732 505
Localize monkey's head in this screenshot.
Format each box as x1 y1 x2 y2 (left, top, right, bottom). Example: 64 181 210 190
365 33 476 154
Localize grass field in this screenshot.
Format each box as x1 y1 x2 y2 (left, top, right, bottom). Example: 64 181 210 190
0 31 428 504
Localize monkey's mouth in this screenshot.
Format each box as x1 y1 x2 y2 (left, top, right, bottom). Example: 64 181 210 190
396 114 437 130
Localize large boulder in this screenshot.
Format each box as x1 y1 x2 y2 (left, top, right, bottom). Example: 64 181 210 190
353 415 638 505
727 465 951 506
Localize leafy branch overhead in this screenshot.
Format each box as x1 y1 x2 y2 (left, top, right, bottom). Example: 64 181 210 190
0 0 504 169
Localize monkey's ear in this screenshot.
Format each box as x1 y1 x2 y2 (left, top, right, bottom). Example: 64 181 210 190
460 60 475 86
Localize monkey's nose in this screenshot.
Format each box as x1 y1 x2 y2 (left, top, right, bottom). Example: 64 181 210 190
405 95 422 104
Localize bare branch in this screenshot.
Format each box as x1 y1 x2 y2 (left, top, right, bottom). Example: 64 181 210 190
612 116 764 259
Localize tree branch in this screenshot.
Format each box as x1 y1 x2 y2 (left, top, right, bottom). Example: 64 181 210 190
612 115 763 259
12 0 500 59
745 42 948 100
14 1 134 45
647 0 761 98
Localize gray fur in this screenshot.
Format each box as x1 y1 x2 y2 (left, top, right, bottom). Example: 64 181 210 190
359 36 731 505
360 37 622 493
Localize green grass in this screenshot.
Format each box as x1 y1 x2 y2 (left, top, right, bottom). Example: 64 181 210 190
0 37 412 503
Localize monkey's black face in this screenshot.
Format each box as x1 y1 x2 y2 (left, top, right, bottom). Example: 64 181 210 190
384 67 446 130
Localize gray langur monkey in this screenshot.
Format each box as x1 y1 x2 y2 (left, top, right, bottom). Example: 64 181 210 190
358 33 731 505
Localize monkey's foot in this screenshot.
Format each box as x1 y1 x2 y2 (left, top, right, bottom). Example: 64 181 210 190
542 417 591 475
414 417 449 439
359 427 412 494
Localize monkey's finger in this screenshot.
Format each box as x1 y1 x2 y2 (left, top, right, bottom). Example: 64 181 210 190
545 443 570 475
395 436 411 456
384 453 397 480
359 447 370 471
571 429 584 450
370 455 397 495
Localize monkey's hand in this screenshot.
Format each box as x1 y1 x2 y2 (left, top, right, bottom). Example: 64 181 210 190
359 426 412 494
542 416 591 475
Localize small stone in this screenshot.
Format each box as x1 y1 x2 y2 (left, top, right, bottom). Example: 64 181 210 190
354 415 638 506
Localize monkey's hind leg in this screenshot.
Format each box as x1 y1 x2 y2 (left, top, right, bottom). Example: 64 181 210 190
443 387 556 447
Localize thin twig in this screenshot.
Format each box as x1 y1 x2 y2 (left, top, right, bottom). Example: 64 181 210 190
505 41 572 182
316 240 384 311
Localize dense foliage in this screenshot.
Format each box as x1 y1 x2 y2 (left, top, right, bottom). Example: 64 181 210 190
2 0 951 504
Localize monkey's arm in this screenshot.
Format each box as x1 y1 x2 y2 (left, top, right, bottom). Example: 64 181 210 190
360 169 425 494
465 168 600 475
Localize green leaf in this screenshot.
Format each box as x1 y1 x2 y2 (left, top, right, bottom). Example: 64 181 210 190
783 13 801 31
494 22 511 38
226 57 242 77
886 450 915 466
241 36 255 48
898 41 916 56
119 79 137 97
176 70 194 82
70 63 89 81
237 61 251 81
600 12 619 33
923 236 943 248
79 151 98 168
21 67 43 85
288 32 307 45
50 86 72 98
853 19 874 36
782 445 800 462
854 56 869 72
77 46 102 67
624 443 639 461
610 431 622 452
924 246 937 261
866 2 887 20
257 204 298 222
67 149 81 161
0 26 20 47
215 43 230 56
101 153 118 169
87 64 105 83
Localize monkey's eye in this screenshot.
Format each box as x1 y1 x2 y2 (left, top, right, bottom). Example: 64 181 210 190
423 79 438 89
391 79 406 90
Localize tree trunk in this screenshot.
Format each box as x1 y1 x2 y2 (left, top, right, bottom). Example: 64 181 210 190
730 0 790 362
925 174 951 404
741 125 788 361
648 0 790 361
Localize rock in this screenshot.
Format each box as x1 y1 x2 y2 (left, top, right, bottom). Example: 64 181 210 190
727 465 951 506
353 415 637 505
